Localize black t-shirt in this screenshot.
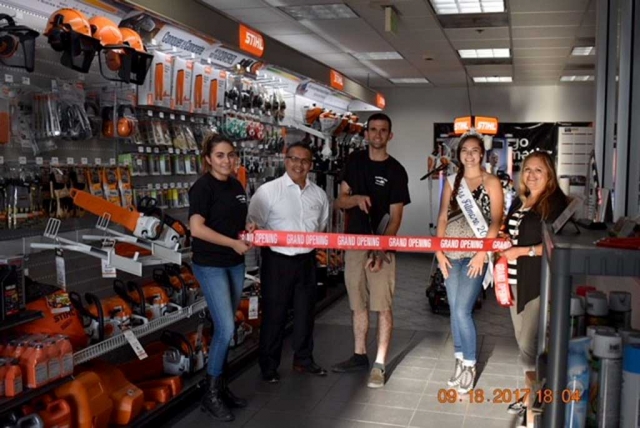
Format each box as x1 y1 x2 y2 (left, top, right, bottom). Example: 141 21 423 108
188 174 248 267
342 150 411 234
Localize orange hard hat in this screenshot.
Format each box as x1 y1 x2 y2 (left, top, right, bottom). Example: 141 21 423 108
88 16 122 46
44 8 91 37
119 27 146 52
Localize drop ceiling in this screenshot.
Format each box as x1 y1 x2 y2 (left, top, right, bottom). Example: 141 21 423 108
200 0 597 88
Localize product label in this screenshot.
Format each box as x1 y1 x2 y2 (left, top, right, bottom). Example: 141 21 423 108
48 358 61 380
62 354 73 376
14 376 22 395
55 248 66 290
35 363 48 387
101 259 117 278
123 330 148 360
249 296 259 320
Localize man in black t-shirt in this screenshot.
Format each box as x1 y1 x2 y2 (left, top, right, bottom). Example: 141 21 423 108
332 113 410 389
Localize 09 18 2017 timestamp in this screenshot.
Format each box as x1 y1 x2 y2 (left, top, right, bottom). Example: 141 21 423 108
437 388 581 404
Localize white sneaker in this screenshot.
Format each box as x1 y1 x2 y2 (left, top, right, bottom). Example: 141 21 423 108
456 366 476 394
447 359 463 387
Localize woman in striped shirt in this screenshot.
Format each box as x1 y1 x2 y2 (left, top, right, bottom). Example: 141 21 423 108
500 151 567 373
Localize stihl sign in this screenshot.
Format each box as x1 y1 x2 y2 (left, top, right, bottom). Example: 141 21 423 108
453 116 498 135
330 70 344 91
239 25 264 58
376 93 386 109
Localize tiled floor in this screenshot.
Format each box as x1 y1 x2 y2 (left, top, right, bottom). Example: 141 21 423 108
166 254 527 427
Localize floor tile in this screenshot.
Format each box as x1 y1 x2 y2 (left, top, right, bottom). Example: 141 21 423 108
409 410 465 428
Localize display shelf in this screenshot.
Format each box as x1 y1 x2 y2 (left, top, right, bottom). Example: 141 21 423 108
74 299 207 365
0 216 99 243
0 311 43 333
539 223 640 428
0 376 73 416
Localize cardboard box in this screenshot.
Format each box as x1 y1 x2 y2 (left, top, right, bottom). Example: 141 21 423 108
172 58 193 112
138 51 173 108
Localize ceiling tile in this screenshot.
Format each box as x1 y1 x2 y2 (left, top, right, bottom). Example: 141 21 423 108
268 0 351 5
368 76 395 88
512 26 579 39
364 60 420 77
513 38 574 49
397 16 443 31
313 53 363 69
513 57 567 65
511 12 584 27
451 40 511 50
388 37 452 55
340 66 380 79
513 47 571 58
509 0 589 12
202 0 267 10
223 7 290 24
252 21 311 36
466 64 513 76
272 34 343 54
445 27 510 41
302 19 396 53
426 71 469 86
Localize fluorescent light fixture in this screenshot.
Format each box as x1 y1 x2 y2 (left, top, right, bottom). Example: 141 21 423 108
459 48 510 58
280 4 358 20
430 0 505 15
560 75 595 82
473 76 512 83
571 46 595 56
353 52 403 61
390 78 430 84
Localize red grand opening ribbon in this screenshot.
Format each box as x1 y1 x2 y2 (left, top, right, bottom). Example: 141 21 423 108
493 256 514 307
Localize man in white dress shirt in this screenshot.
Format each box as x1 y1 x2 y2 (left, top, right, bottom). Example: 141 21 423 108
248 142 330 383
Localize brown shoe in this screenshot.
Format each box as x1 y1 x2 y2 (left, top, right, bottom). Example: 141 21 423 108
293 362 328 377
367 367 385 389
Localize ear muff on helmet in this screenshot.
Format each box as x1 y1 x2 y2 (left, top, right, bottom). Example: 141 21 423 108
0 16 19 59
0 14 39 72
117 105 136 137
45 9 98 73
89 16 123 71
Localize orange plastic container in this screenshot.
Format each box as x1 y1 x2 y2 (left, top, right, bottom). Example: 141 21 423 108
43 339 61 382
38 398 72 428
141 385 171 403
0 363 6 397
137 376 183 398
53 336 74 377
5 360 23 397
22 343 49 389
55 371 112 428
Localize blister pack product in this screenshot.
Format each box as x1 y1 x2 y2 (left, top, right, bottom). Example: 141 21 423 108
138 51 173 108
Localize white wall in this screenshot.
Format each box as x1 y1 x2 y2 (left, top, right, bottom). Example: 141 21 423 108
370 85 596 236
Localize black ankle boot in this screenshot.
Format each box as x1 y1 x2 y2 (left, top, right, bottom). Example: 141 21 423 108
220 375 248 408
201 375 234 421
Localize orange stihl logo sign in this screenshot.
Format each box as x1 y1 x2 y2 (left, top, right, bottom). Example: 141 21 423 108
474 116 498 134
330 70 344 90
239 25 264 57
376 93 386 109
454 117 471 134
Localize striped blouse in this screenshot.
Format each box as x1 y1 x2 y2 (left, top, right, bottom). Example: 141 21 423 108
507 207 530 286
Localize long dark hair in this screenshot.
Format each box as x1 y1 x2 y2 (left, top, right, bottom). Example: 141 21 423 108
201 135 234 174
449 133 485 211
519 151 562 220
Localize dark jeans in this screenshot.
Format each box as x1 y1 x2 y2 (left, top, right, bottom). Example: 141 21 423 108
259 248 317 374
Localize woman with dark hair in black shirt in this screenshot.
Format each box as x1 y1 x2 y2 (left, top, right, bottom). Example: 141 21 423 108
189 135 254 422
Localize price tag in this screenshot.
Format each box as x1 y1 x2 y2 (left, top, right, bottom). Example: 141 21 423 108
50 157 59 165
35 157 43 165
145 147 152 153
169 182 175 189
155 183 161 189
138 146 144 153
176 149 181 155
180 115 185 121
168 148 174 154
195 150 200 155
55 248 66 290
177 183 183 189
0 156 3 164
123 330 148 360
147 183 153 189
153 148 159 154
147 110 153 117
51 80 58 91
109 158 116 166
169 114 175 120
81 157 88 165
136 159 143 166
249 296 259 320
78 74 85 81
123 158 130 166
162 183 168 189
4 74 13 83
21 76 30 85
18 156 26 165
101 259 117 278
159 112 164 119
66 157 74 165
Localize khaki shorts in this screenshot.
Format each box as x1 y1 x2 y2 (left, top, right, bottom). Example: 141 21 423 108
344 250 396 312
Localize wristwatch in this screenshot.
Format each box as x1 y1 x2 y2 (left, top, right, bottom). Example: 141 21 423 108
528 246 536 257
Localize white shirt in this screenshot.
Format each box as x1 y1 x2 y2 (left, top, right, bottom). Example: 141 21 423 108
248 173 330 256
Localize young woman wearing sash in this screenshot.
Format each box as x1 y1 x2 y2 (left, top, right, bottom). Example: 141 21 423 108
435 132 504 394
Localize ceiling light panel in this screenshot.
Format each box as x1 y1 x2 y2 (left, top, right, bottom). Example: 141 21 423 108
458 48 510 58
571 46 595 56
473 76 512 82
560 75 595 82
390 78 430 84
430 0 505 15
352 52 403 61
279 4 358 20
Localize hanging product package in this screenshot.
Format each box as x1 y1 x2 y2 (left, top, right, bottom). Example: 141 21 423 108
56 80 92 141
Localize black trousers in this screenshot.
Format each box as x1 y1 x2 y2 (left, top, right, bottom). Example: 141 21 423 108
259 248 317 374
